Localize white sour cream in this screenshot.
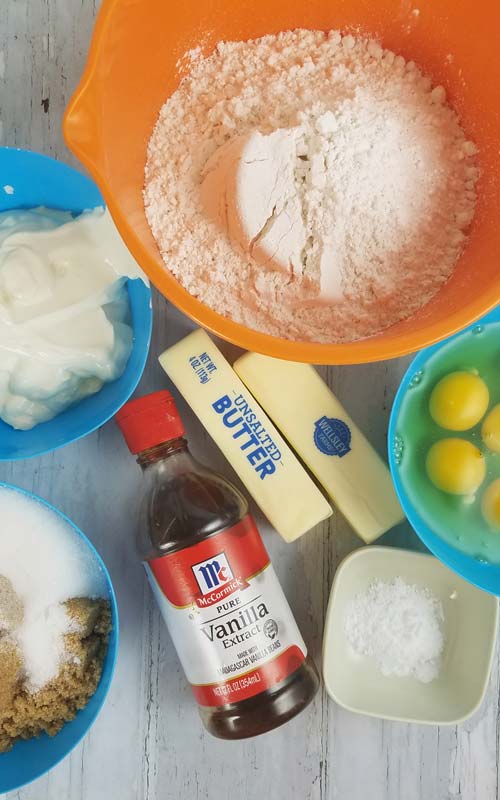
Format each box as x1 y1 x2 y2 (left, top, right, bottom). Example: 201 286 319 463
0 206 147 430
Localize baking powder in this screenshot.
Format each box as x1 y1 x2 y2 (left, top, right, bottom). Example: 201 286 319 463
344 577 445 683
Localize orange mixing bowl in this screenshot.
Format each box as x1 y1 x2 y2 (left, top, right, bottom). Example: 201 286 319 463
64 0 500 365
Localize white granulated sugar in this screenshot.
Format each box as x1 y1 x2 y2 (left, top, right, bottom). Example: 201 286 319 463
0 486 107 690
145 29 478 343
344 577 445 683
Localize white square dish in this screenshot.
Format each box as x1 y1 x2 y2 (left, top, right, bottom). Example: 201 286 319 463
323 546 498 724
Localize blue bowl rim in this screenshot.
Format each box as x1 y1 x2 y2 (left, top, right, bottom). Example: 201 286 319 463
0 145 104 186
0 146 153 461
0 480 119 793
388 307 500 596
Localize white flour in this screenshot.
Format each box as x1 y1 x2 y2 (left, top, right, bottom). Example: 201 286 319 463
145 29 478 343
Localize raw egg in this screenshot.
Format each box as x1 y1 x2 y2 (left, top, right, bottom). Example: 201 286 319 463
426 438 486 495
481 479 500 529
429 371 489 431
482 404 500 453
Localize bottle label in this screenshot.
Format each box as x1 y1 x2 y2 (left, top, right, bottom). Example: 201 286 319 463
146 516 307 707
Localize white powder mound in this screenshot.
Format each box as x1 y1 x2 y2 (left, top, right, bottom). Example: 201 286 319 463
0 486 107 690
344 577 445 683
144 29 478 344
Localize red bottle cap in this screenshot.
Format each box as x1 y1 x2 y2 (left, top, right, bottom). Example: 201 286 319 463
115 391 185 454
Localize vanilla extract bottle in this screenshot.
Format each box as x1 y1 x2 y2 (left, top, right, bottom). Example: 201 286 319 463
116 390 319 739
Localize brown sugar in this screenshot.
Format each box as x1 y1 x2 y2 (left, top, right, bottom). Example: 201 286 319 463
0 640 22 714
0 597 111 753
0 576 23 632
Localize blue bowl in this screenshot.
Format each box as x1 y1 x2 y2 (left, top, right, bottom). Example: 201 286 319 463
0 147 152 460
0 482 119 794
389 306 500 596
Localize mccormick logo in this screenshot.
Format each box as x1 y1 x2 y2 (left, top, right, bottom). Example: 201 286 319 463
191 552 249 608
192 552 234 595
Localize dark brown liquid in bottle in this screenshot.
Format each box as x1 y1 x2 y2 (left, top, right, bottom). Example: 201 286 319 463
137 438 319 740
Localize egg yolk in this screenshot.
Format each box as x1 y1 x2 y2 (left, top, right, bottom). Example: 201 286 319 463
429 371 489 431
482 404 500 454
481 479 500 529
426 438 486 495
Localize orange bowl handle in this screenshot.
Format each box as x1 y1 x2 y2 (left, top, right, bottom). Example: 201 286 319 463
63 82 106 179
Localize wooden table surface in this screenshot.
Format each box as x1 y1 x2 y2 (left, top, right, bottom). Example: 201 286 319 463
1 3 499 799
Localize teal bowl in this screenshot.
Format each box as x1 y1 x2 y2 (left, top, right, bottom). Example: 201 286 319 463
389 307 500 596
0 482 119 793
0 147 152 460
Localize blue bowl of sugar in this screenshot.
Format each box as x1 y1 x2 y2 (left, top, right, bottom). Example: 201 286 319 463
0 482 119 794
0 147 152 460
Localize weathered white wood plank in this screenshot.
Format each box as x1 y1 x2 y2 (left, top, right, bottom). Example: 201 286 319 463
0 3 499 799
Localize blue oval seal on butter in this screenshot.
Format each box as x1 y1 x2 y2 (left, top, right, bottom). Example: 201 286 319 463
314 416 351 458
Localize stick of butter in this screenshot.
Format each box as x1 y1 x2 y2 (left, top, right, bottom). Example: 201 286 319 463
158 330 332 542
234 353 404 543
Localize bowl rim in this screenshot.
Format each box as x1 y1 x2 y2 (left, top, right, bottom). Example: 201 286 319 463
0 480 119 794
63 0 500 365
0 146 153 462
322 545 499 725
